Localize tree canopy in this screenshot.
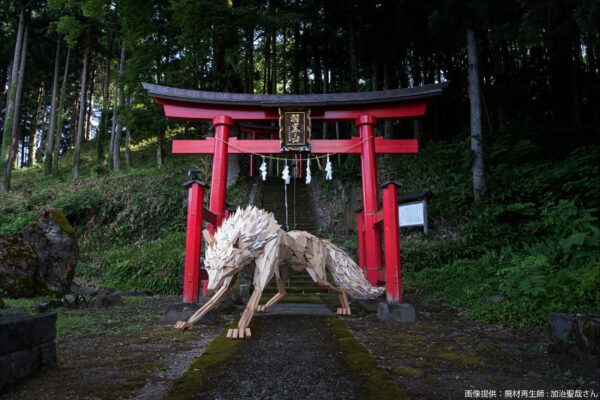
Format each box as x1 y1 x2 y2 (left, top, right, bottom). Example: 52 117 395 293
0 0 598 186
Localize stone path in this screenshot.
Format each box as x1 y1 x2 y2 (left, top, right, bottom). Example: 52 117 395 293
180 315 357 400
254 303 335 316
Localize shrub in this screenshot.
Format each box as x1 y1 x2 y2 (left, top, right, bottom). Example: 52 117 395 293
102 231 185 294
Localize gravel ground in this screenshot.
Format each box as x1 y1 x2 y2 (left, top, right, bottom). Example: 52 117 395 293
190 315 357 400
1 296 230 400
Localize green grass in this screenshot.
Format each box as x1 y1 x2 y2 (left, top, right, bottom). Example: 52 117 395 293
328 317 408 400
1 295 159 339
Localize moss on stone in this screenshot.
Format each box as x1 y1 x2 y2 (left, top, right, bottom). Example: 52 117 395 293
328 317 408 400
47 208 75 235
165 321 243 400
394 366 425 378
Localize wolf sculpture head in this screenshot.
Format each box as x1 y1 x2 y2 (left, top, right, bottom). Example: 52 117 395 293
203 206 280 292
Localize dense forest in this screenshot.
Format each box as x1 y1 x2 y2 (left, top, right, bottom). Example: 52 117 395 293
1 0 599 188
1 0 599 330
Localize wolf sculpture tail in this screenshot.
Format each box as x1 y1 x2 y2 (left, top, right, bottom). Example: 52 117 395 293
324 241 385 300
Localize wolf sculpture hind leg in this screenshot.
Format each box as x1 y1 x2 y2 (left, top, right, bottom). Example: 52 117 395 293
315 279 352 316
256 277 287 312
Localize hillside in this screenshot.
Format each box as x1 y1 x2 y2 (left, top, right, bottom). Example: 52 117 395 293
0 137 251 295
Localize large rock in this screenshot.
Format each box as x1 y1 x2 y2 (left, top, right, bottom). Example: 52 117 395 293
0 209 78 298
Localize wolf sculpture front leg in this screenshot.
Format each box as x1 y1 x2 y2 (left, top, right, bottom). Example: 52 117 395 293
174 280 233 330
228 237 281 339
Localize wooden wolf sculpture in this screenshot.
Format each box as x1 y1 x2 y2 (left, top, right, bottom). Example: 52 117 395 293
175 206 384 339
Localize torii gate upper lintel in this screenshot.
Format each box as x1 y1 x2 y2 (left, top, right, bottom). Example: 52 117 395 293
143 82 448 304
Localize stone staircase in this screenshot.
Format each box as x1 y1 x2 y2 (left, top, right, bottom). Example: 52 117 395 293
259 177 318 234
258 177 322 296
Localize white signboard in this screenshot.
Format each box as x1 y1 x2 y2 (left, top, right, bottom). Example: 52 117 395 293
399 202 425 227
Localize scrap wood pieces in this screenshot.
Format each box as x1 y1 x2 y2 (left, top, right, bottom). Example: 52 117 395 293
226 328 252 339
184 206 384 339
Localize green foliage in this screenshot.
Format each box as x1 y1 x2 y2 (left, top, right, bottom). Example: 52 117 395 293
377 132 600 330
55 15 84 47
407 195 600 329
51 190 102 223
0 194 36 237
102 232 185 294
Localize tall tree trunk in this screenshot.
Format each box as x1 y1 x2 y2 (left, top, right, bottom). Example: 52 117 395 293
0 2 26 189
45 37 61 174
84 66 96 141
292 26 300 94
98 31 113 164
29 84 44 165
571 42 584 139
20 133 26 168
112 40 125 171
467 29 487 202
371 57 378 91
244 28 254 93
348 13 358 90
270 32 277 94
263 34 270 94
156 126 164 168
1 9 29 192
73 33 90 178
36 93 49 163
0 65 7 122
109 90 117 168
383 61 393 138
124 96 132 169
53 46 71 176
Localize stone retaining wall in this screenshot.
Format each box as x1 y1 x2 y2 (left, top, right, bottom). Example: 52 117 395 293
0 313 57 393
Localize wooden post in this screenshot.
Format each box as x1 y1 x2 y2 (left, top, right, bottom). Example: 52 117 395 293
357 210 366 277
381 180 402 304
208 116 233 233
356 115 383 285
182 178 205 303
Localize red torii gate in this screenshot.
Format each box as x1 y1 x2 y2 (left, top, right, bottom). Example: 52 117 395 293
143 82 447 305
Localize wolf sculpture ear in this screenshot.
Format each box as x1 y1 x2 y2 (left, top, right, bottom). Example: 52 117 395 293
203 229 216 247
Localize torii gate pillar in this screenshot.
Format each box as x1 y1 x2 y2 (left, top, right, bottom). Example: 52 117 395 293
208 116 233 234
356 115 384 285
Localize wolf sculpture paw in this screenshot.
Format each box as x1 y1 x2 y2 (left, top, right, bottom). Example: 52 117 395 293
336 307 352 316
174 321 192 330
227 328 252 339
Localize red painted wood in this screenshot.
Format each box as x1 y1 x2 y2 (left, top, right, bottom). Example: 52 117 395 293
183 182 204 303
158 98 429 122
382 183 402 304
172 138 418 154
240 127 279 135
208 116 233 234
357 211 366 277
357 115 383 286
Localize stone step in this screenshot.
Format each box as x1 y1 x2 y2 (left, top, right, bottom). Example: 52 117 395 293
259 177 317 235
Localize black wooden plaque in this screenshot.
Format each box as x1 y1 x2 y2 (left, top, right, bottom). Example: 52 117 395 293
279 108 311 152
